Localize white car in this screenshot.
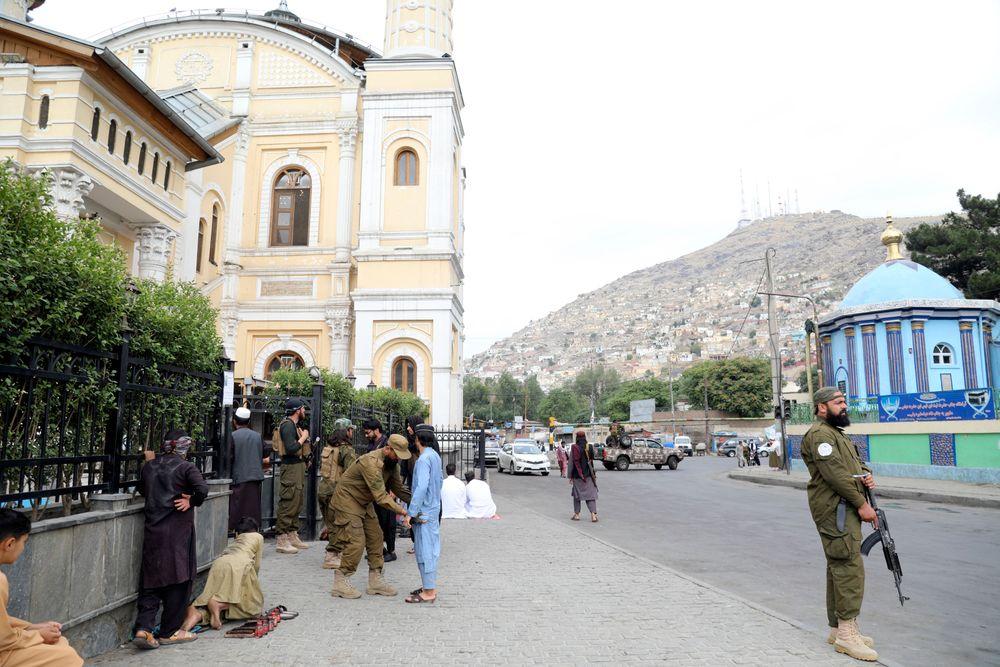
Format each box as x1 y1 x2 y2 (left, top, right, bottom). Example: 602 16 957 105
498 440 550 476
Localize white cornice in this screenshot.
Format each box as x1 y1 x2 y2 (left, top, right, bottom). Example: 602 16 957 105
100 19 361 87
820 299 1000 327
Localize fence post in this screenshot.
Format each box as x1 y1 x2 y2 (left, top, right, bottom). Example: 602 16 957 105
104 330 131 494
219 357 235 479
304 378 324 540
478 428 487 480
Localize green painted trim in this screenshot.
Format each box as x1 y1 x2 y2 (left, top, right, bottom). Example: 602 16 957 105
955 433 1000 468
868 434 930 465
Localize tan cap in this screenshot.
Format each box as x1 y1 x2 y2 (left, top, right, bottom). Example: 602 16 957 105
813 386 843 405
387 433 411 459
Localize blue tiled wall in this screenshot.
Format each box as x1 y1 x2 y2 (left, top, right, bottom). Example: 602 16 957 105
929 433 956 466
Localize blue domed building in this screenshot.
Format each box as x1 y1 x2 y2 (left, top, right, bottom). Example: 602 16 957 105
790 217 1000 481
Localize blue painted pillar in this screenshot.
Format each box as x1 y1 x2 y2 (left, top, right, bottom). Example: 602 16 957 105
983 322 994 389
844 326 859 398
911 319 929 392
959 320 978 389
886 321 906 394
821 334 834 386
861 324 880 397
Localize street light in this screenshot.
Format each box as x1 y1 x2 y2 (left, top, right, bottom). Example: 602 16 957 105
346 372 356 388
367 380 376 392
308 365 323 383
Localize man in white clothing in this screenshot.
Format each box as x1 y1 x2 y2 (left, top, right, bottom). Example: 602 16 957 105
464 471 497 519
440 463 468 519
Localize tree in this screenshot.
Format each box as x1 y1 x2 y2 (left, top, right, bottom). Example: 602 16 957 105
905 189 1000 299
572 365 621 415
603 378 674 421
539 387 587 424
463 375 491 420
750 295 762 308
679 357 770 418
796 367 820 393
128 279 222 373
523 375 545 421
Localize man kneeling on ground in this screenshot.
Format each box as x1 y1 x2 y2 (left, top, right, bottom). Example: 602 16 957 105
182 517 264 631
0 508 83 666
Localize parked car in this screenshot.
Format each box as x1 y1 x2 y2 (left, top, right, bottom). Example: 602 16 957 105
672 435 693 457
596 437 683 471
497 440 550 476
475 437 503 467
718 439 740 457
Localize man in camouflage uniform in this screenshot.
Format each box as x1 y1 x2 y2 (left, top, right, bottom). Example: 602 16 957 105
317 418 358 570
330 434 412 599
275 399 311 554
801 387 879 662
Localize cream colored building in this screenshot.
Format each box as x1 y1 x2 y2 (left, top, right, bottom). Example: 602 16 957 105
6 1 466 424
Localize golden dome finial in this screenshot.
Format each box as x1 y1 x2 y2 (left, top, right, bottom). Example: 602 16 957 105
881 213 903 262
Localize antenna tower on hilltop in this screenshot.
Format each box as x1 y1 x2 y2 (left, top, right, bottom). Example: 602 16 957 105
737 170 752 228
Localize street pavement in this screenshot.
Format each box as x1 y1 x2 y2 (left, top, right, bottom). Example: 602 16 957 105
92 477 865 666
492 455 1000 667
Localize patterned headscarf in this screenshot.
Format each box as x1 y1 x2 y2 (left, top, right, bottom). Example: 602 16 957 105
162 434 193 455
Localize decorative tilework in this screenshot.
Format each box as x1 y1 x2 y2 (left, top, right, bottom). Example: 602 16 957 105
788 435 804 460
849 434 870 462
929 433 956 466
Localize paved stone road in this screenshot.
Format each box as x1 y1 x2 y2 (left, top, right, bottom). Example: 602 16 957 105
93 497 865 666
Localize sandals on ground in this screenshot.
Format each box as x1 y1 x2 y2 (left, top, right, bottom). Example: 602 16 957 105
409 587 424 596
404 593 436 604
132 630 159 650
571 514 580 521
158 630 198 645
591 514 599 523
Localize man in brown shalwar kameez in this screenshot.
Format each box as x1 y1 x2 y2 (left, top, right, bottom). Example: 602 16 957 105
132 429 209 650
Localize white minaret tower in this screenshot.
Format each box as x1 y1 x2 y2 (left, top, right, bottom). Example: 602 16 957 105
383 0 454 59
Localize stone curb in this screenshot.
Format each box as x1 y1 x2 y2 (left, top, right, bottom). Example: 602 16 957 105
727 471 1000 509
494 490 903 667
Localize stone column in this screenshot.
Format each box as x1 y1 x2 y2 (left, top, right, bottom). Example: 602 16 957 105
178 171 203 281
885 321 906 394
334 119 358 262
959 320 978 389
325 306 352 375
911 320 929 392
226 123 250 261
860 324 880 397
46 167 93 220
844 326 858 398
130 223 178 282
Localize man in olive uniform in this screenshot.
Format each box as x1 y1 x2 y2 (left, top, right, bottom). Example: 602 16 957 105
318 419 358 569
801 387 879 662
275 399 311 555
330 434 412 599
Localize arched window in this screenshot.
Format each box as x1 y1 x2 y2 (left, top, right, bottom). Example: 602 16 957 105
151 152 159 183
38 95 49 130
196 219 205 273
90 107 100 141
107 119 117 155
394 148 418 186
392 357 416 394
164 161 171 191
123 131 132 164
137 142 147 175
270 167 311 247
265 352 305 378
932 343 954 365
209 203 220 265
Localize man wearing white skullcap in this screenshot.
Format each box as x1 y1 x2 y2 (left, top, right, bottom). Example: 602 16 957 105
229 405 267 531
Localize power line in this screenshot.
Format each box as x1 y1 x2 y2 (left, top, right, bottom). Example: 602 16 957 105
727 267 767 359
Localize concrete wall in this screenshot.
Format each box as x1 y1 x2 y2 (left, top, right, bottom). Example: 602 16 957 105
2 480 231 659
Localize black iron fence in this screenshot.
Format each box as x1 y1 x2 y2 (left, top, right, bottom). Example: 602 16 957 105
0 337 225 514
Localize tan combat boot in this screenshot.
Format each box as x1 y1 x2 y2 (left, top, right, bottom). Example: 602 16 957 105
828 624 874 648
275 533 298 555
288 532 310 550
834 618 878 661
366 568 398 596
331 570 362 599
322 551 341 570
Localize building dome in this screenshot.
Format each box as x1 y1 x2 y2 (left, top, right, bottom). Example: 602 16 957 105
839 215 962 309
839 259 963 308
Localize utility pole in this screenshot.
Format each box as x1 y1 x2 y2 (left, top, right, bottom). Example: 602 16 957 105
703 377 710 453
764 249 789 474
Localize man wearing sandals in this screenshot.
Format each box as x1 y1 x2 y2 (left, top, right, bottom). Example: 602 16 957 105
403 425 442 604
330 434 412 599
133 429 208 650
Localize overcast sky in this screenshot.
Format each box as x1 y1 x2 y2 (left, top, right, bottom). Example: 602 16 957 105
34 1 1000 357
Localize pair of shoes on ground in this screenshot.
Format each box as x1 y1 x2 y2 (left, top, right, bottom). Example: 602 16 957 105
331 569 397 599
132 629 196 650
829 619 877 662
276 532 310 554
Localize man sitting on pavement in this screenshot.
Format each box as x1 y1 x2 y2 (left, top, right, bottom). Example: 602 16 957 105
440 463 468 519
464 470 497 519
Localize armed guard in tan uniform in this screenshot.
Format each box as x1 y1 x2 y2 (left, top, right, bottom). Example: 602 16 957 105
801 387 879 662
330 434 412 599
318 419 358 570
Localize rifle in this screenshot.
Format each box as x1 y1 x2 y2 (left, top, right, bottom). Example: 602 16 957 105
859 485 909 606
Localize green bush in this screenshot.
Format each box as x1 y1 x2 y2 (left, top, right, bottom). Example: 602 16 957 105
128 278 222 372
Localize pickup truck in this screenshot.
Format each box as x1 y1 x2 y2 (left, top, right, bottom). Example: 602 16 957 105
593 437 684 471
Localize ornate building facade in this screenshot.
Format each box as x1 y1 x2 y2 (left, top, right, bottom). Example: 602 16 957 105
94 1 466 424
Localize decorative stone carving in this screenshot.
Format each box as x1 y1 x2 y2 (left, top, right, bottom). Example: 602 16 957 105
235 123 251 155
220 308 239 358
174 50 214 85
46 168 94 220
130 223 178 282
336 119 358 156
259 280 313 298
326 306 353 374
257 51 328 88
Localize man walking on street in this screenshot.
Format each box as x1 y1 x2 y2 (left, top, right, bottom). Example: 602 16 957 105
802 387 879 662
318 420 357 569
228 406 266 532
330 434 412 599
363 419 398 562
275 399 311 555
556 441 568 477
